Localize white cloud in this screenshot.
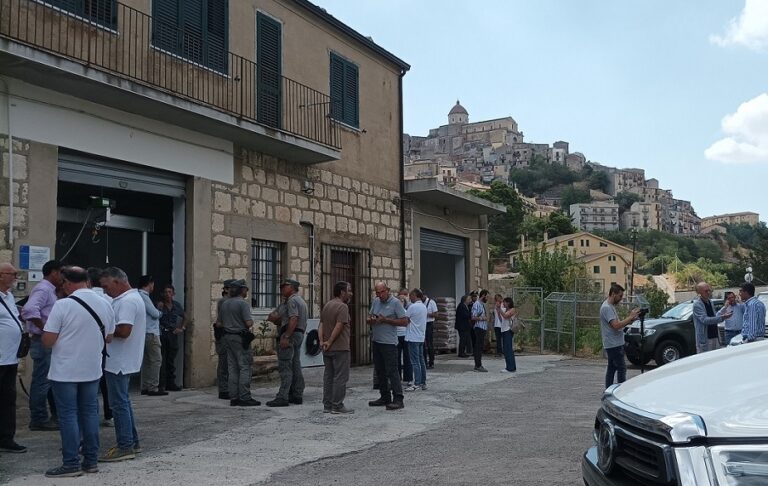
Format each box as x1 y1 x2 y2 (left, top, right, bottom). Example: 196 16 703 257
705 93 768 164
710 0 768 51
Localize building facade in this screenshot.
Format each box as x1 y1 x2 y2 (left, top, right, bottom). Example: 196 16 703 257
1 0 410 382
621 202 662 231
701 212 760 228
570 202 620 232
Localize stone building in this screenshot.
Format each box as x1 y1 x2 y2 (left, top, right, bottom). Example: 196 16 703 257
701 212 760 229
0 0 412 383
621 202 662 231
569 202 620 232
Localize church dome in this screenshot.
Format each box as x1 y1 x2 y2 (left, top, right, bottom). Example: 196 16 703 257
448 100 468 116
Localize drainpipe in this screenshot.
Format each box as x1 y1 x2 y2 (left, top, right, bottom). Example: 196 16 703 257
0 78 13 247
398 69 406 290
299 221 315 318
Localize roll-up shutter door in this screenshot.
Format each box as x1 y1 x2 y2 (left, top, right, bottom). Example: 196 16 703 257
420 229 466 256
58 152 186 198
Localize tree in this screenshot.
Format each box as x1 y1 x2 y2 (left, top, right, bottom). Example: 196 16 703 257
640 284 670 318
520 212 576 242
614 191 642 215
560 186 592 211
517 245 587 295
587 171 610 193
469 181 525 256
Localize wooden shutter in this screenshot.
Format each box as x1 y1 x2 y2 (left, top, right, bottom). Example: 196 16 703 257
343 61 359 127
206 0 228 72
152 0 180 54
256 12 282 128
181 0 204 65
329 53 344 122
47 0 116 28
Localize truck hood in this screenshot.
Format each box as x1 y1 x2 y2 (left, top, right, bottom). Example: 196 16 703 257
614 340 768 439
628 317 683 329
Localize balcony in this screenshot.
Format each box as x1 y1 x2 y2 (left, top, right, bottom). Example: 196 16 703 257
0 0 341 162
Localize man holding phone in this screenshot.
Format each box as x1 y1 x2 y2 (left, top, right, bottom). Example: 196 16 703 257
367 282 407 411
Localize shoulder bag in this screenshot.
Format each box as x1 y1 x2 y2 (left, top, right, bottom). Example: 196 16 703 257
68 295 109 358
0 294 30 358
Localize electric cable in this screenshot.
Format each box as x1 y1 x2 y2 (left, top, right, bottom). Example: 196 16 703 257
59 208 92 261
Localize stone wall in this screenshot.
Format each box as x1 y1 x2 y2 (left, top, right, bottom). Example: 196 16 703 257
209 149 403 327
0 136 30 262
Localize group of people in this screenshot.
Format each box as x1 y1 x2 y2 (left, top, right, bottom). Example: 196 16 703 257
454 290 519 374
0 259 188 477
600 281 767 389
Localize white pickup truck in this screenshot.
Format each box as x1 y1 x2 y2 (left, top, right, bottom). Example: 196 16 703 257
582 339 768 485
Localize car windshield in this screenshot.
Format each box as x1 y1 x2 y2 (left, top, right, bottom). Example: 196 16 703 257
661 302 694 320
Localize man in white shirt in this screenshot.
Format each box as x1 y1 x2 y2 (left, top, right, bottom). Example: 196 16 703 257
422 293 438 369
0 263 25 453
99 267 146 462
42 267 115 477
406 289 428 391
396 288 412 386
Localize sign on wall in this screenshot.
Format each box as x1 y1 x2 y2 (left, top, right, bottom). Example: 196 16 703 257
19 245 50 271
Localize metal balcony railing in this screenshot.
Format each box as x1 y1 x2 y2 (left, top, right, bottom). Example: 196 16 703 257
0 0 341 149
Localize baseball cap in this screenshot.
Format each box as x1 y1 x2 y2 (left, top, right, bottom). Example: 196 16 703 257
223 279 236 288
229 279 248 290
280 278 300 290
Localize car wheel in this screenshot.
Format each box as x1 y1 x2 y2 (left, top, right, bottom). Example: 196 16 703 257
654 340 683 366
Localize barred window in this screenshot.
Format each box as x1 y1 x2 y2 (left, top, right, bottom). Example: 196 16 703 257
251 239 283 309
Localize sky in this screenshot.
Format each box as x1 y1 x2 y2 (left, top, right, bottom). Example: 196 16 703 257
317 0 768 223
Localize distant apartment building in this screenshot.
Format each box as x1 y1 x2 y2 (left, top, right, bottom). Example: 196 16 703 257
701 212 760 228
621 202 662 231
570 203 620 232
606 168 646 196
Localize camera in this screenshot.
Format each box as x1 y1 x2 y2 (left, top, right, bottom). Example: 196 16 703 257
638 308 649 319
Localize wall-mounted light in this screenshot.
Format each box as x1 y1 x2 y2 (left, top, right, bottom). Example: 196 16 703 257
302 180 315 195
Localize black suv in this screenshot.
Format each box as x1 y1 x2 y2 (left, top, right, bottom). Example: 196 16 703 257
623 299 723 367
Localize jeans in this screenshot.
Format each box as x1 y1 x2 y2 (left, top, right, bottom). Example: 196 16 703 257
372 341 403 402
215 338 228 395
397 336 413 382
223 334 253 401
605 346 627 389
99 374 112 420
501 330 516 371
407 341 426 386
494 327 503 354
0 364 17 444
473 328 487 368
424 322 435 367
105 371 139 450
51 380 100 468
724 329 741 346
458 329 473 356
140 334 162 392
276 333 304 401
29 337 55 424
160 330 180 389
322 351 350 409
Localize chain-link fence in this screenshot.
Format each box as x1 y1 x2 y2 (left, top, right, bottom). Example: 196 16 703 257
542 292 648 356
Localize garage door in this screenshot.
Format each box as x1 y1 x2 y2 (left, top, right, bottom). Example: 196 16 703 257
420 229 466 256
58 151 186 197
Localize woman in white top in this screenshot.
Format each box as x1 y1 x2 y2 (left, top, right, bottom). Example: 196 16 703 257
499 297 518 373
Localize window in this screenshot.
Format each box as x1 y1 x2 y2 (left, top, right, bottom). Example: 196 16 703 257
152 0 228 72
593 265 600 274
568 240 574 247
585 240 590 247
330 52 359 128
610 266 617 274
599 242 608 247
251 239 284 308
47 0 117 29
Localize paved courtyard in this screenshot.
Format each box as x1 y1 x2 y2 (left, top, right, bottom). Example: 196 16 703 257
0 353 637 485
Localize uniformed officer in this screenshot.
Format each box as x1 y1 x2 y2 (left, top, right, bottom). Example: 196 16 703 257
266 279 308 407
214 279 235 399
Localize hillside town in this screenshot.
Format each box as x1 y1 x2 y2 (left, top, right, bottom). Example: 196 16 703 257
404 101 759 237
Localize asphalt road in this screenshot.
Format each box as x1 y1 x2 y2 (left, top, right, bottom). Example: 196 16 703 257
1 353 629 485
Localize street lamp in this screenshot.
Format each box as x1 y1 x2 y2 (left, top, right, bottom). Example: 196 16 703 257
629 228 638 297
745 266 753 283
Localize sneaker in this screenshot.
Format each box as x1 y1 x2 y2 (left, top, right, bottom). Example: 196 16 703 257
266 398 290 407
100 418 114 428
29 420 59 431
368 398 390 407
0 441 27 453
331 406 355 415
99 446 135 462
45 465 83 478
323 407 332 413
230 399 240 407
404 385 420 392
82 464 99 474
385 401 404 411
218 392 229 400
288 397 303 405
133 444 142 454
474 366 488 373
427 365 434 370
403 381 413 387
421 385 428 391
146 390 169 396
501 369 516 373
238 399 262 407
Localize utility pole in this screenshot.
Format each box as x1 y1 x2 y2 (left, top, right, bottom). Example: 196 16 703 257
629 229 638 296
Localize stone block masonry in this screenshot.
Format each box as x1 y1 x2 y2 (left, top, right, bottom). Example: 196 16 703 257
0 136 30 264
210 149 403 328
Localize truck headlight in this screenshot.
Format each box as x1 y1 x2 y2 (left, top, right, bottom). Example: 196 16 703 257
643 328 657 336
710 445 768 485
